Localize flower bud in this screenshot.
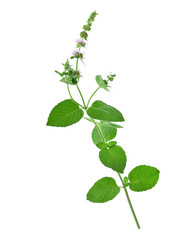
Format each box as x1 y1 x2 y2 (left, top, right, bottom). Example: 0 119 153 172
80 31 88 40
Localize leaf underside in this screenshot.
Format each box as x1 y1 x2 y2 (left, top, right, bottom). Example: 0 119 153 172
96 75 110 91
92 124 117 145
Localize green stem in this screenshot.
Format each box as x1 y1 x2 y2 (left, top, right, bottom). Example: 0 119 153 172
73 43 140 229
74 46 87 108
118 173 140 229
76 83 86 108
87 87 100 107
76 57 79 71
67 84 83 108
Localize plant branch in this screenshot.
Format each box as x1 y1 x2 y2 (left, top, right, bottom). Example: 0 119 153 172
118 173 140 229
67 84 83 108
87 87 100 107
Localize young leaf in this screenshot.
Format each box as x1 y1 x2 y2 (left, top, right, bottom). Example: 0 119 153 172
100 120 123 128
47 99 84 127
92 124 117 145
99 145 127 173
60 76 74 85
107 141 117 148
87 177 120 203
96 142 107 149
128 165 160 192
96 75 110 91
87 100 124 122
123 177 129 187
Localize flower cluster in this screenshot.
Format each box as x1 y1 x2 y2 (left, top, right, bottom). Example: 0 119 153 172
55 60 81 85
81 11 98 41
71 49 84 60
71 11 98 59
55 11 98 85
104 73 116 84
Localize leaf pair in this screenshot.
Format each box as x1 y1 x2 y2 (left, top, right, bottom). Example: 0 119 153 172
87 165 160 203
47 100 124 127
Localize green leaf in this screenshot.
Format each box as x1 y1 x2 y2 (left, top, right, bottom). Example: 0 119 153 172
123 177 129 187
83 117 94 123
47 99 84 127
92 124 117 145
96 142 107 149
128 165 160 192
87 177 120 203
107 141 117 148
60 76 74 85
100 120 123 128
87 101 124 122
99 145 127 173
96 75 110 91
55 70 63 77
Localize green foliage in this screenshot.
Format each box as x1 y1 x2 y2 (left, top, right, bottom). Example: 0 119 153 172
92 124 117 145
55 59 80 85
47 99 84 127
100 120 123 128
128 165 160 192
96 75 110 91
107 141 117 148
123 177 129 187
87 177 120 203
96 142 107 149
47 11 160 229
87 100 124 122
99 145 127 173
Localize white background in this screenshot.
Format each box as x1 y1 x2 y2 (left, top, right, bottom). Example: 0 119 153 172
0 0 186 239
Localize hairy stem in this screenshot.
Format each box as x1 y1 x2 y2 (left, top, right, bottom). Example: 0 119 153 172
87 87 100 107
118 173 140 229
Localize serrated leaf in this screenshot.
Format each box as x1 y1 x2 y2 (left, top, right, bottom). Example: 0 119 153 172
100 120 123 128
87 177 120 203
46 99 84 127
96 75 110 91
92 124 117 145
128 165 160 192
99 145 127 173
107 141 117 148
87 101 124 122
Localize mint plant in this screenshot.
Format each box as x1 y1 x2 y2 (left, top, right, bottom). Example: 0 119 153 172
46 11 160 229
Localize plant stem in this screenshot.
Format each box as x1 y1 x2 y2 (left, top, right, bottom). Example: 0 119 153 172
76 83 86 108
71 41 140 229
118 173 140 229
67 84 83 108
87 87 100 107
